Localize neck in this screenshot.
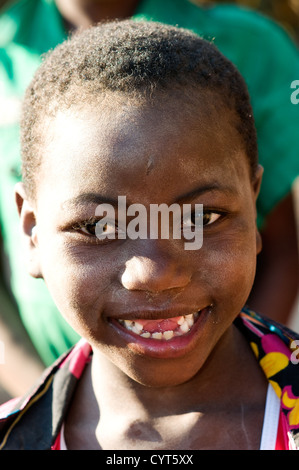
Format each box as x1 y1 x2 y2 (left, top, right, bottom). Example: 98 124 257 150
90 325 265 419
55 0 141 31
65 325 267 449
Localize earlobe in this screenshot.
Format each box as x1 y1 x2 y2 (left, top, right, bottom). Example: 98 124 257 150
14 182 42 278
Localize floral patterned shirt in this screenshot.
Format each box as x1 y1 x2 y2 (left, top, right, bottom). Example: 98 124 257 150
0 308 298 450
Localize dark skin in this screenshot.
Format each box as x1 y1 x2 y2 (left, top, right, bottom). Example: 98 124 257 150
65 326 267 450
15 91 268 449
54 0 299 325
0 0 297 407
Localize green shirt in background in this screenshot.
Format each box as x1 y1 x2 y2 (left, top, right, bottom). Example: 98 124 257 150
0 0 299 365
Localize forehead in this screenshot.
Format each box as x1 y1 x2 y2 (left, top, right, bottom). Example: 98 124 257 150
37 92 250 205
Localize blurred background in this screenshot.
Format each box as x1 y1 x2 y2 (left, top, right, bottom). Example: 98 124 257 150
1 0 299 41
192 0 299 43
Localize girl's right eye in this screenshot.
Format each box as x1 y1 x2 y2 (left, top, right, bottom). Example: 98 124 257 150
72 219 119 240
94 220 118 239
78 221 97 236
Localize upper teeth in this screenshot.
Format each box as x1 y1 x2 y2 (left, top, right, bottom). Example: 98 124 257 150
118 312 199 340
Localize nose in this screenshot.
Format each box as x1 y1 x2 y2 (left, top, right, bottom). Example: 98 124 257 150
121 243 191 293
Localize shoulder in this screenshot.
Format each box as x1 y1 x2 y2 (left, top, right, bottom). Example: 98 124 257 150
164 1 299 83
201 2 296 47
237 308 299 449
237 308 299 372
181 0 299 70
0 339 92 449
0 0 65 54
0 0 37 45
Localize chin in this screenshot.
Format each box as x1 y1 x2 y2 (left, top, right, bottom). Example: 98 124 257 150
122 357 202 388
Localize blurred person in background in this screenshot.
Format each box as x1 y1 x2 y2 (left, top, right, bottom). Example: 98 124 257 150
197 0 299 44
0 0 298 401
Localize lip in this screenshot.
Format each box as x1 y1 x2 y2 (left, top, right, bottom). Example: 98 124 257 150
108 306 211 359
107 305 206 322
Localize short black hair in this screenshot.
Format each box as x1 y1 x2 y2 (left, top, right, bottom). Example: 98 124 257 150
21 20 258 199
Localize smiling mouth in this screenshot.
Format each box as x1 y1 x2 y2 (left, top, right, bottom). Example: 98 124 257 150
117 311 200 341
110 307 212 359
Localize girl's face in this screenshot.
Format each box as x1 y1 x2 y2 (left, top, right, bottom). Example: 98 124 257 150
18 92 262 387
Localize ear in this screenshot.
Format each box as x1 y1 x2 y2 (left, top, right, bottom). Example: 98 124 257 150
251 165 264 255
252 164 263 202
15 182 43 279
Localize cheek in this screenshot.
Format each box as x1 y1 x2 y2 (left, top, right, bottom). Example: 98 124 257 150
198 229 258 306
38 242 114 333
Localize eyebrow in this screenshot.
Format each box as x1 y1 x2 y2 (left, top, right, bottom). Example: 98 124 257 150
62 193 119 210
62 183 236 210
175 182 237 203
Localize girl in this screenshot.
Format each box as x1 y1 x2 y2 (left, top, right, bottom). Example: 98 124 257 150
0 20 298 450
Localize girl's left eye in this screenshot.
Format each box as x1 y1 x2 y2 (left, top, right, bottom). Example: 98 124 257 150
183 211 222 228
202 212 222 226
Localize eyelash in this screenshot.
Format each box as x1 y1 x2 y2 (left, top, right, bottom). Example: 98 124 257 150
184 211 222 228
71 217 113 239
70 210 226 241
